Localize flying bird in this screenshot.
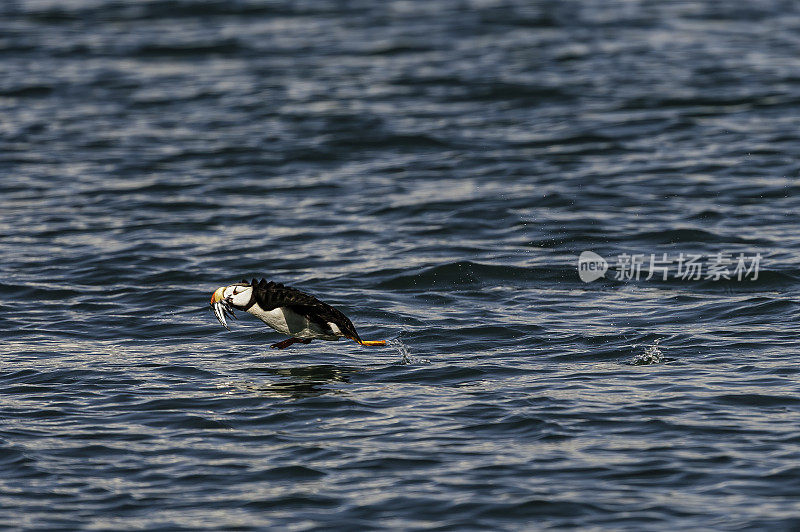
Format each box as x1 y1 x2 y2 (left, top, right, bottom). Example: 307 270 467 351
210 278 386 349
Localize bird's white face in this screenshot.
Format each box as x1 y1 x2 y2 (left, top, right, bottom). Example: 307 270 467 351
223 284 253 307
210 283 253 330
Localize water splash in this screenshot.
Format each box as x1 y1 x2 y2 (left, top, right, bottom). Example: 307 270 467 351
631 339 664 365
388 338 413 364
387 338 431 365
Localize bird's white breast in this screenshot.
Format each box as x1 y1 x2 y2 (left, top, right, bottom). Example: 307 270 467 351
246 303 338 340
248 305 291 335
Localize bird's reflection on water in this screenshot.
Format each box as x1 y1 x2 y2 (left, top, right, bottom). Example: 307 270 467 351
225 364 358 398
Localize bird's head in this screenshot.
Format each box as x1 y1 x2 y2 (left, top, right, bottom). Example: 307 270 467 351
210 282 253 330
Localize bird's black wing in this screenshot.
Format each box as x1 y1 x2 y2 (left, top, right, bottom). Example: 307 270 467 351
249 278 361 341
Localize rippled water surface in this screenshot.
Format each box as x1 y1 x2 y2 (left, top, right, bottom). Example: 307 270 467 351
3 1 800 529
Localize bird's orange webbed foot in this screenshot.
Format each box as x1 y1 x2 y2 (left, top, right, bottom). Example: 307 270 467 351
270 338 312 349
359 340 386 346
347 336 386 347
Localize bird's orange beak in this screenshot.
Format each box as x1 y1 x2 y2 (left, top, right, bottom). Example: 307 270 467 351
210 287 234 330
210 287 224 305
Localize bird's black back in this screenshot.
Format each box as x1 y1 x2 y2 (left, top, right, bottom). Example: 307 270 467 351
246 278 361 341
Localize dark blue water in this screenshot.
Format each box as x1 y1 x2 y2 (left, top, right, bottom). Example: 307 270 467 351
3 1 800 529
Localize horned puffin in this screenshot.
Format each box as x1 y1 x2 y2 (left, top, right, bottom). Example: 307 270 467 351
210 278 386 349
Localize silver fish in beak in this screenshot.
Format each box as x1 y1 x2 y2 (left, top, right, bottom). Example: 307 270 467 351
210 287 237 330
